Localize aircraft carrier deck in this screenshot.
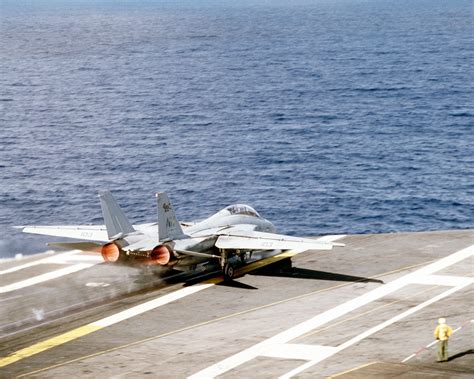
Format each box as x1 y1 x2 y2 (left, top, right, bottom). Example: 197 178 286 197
1 229 473 378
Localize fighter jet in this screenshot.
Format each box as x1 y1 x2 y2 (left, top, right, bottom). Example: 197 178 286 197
20 191 344 280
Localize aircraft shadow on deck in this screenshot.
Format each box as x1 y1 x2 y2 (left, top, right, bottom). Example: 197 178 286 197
216 280 258 290
181 270 257 290
181 258 383 289
250 259 384 284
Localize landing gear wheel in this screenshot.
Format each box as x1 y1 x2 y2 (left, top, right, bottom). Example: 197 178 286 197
223 264 235 281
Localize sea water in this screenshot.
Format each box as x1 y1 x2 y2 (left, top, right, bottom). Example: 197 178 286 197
0 0 472 257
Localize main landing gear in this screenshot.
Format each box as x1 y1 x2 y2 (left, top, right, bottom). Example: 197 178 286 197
223 263 235 281
220 250 252 281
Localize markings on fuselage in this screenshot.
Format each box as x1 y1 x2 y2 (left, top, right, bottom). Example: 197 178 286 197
189 244 474 379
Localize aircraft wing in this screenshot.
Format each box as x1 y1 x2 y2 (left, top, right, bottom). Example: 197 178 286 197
20 225 109 242
215 229 340 251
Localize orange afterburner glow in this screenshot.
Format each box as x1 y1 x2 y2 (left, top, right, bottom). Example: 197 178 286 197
101 243 120 262
149 245 171 265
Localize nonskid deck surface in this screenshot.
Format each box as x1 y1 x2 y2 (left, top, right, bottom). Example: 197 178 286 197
0 230 472 378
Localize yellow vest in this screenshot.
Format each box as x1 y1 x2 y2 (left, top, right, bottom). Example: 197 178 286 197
434 324 453 341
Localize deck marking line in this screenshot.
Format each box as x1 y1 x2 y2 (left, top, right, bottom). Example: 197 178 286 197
15 254 441 378
189 244 473 379
0 282 215 368
0 251 80 275
411 274 473 287
402 319 474 363
14 281 354 379
0 264 94 294
0 325 102 368
328 361 380 378
261 343 336 361
0 235 344 371
92 283 215 327
293 285 436 342
281 281 473 378
52 254 104 264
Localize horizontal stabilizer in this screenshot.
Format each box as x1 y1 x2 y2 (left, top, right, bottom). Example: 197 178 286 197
47 241 103 252
21 225 109 242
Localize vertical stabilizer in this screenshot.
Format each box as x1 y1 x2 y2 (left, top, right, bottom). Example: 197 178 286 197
156 192 184 241
99 191 135 240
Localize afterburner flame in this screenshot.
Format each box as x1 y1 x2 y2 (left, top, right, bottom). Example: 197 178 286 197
149 245 172 265
101 243 120 262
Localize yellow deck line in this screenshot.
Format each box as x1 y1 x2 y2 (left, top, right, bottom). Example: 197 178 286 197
0 245 332 370
13 253 435 377
328 361 380 378
0 325 102 368
0 283 216 368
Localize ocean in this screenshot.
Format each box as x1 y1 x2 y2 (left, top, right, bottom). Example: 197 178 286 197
0 0 472 258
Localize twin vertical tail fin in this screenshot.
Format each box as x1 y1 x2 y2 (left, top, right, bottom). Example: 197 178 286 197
98 190 184 243
156 192 185 242
99 191 136 240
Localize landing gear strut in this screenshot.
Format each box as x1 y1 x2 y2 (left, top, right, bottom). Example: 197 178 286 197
220 250 236 281
219 250 252 281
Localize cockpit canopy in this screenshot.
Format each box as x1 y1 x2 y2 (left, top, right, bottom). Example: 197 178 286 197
218 204 262 218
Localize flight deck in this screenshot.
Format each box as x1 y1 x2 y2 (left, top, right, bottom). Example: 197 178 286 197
0 230 473 378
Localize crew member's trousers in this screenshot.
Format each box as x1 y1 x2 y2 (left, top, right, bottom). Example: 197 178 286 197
437 340 449 362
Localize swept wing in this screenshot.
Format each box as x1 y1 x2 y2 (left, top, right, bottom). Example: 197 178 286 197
215 228 341 251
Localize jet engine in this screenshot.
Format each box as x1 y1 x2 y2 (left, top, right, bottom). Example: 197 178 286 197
101 242 120 262
100 241 176 266
145 245 174 266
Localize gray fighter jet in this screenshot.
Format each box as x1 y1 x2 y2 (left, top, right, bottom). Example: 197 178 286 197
20 191 344 280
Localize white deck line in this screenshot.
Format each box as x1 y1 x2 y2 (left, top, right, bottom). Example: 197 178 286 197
411 274 474 287
56 255 103 263
261 343 336 361
0 235 346 368
401 319 474 363
0 251 80 275
189 245 474 379
92 283 216 328
280 281 473 378
92 236 346 328
0 263 94 294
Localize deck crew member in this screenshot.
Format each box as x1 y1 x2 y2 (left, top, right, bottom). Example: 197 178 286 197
434 317 453 362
